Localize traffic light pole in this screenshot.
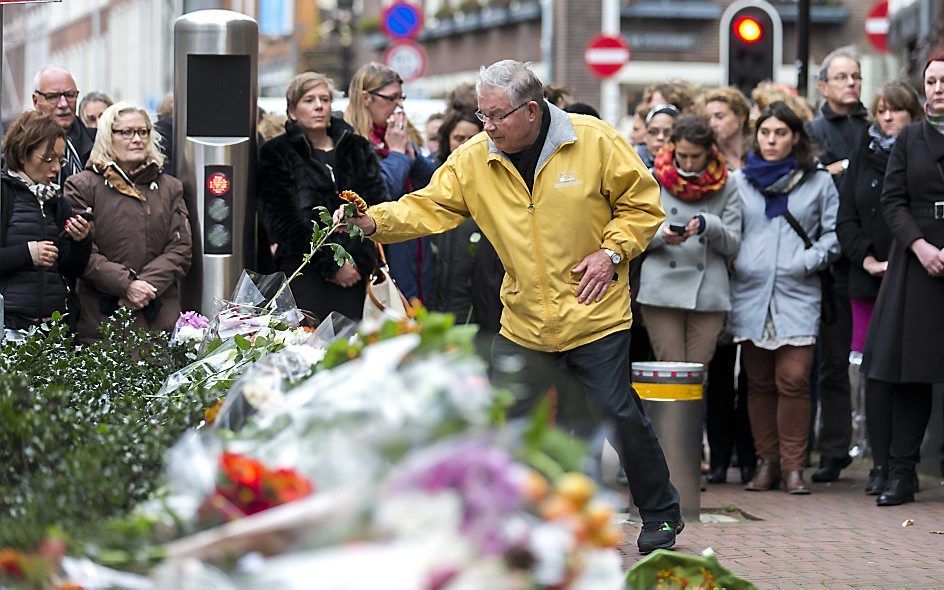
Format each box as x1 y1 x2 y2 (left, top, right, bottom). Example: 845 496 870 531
797 0 810 96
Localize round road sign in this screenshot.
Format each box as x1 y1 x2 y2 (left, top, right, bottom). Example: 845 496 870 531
382 40 428 83
865 1 889 53
382 2 424 40
584 34 631 79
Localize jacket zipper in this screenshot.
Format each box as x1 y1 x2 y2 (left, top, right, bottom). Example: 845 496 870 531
501 158 559 350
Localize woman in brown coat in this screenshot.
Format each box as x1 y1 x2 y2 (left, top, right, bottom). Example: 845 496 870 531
64 102 192 342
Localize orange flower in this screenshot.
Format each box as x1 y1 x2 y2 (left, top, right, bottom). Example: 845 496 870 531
0 548 25 579
262 468 314 504
204 398 224 425
220 452 264 492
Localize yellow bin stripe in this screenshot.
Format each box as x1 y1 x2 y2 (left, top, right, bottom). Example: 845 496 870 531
635 382 703 401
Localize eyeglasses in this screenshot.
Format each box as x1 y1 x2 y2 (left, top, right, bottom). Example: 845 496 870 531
475 102 529 124
34 153 68 167
829 73 862 83
34 90 80 102
112 127 151 140
369 91 406 103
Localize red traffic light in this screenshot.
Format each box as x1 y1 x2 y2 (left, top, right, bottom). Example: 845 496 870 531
207 172 231 196
734 16 763 43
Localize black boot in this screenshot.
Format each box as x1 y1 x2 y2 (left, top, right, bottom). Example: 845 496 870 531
811 455 853 483
707 466 727 484
865 465 888 496
876 476 915 506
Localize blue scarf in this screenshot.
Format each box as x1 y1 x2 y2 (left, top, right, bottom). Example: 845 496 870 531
867 124 897 153
741 152 799 219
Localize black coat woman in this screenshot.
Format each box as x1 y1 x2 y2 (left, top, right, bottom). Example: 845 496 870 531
864 54 944 506
0 110 91 330
836 82 923 496
258 72 388 321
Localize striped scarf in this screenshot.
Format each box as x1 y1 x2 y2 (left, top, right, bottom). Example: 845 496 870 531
925 103 944 135
653 143 728 202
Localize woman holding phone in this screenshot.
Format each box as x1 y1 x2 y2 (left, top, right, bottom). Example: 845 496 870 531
0 110 91 330
638 115 741 368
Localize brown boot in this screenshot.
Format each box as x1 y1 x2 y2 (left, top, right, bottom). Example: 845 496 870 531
784 470 811 495
744 459 781 491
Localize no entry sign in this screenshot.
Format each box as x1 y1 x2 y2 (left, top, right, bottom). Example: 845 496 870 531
585 34 631 79
865 1 889 53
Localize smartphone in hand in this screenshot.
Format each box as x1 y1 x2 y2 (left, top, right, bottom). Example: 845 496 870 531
668 223 687 234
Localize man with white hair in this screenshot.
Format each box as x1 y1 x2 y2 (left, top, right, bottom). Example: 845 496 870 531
31 66 96 184
338 60 682 553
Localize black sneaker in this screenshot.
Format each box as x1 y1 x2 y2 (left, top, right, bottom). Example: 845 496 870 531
637 519 684 554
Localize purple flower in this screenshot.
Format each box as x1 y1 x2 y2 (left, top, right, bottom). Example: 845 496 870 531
176 311 210 330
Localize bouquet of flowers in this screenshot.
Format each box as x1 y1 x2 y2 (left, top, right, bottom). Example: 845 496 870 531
197 451 314 528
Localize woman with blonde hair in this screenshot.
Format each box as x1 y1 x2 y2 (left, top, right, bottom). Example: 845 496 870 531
64 102 192 342
344 62 436 304
696 87 751 170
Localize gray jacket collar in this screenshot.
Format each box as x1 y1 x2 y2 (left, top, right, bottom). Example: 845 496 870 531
487 101 577 177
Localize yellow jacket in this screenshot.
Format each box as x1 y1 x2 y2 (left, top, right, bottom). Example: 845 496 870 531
370 104 664 352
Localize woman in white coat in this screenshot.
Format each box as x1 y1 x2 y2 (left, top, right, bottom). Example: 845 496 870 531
639 114 741 366
730 101 840 495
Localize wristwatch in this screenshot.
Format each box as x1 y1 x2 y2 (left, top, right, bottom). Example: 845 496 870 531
602 248 622 265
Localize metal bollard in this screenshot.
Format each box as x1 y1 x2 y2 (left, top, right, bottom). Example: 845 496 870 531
631 361 704 523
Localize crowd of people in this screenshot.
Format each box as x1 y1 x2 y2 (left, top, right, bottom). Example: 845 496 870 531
1 46 943 543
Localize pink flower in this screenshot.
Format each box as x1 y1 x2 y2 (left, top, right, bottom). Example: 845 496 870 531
176 311 210 330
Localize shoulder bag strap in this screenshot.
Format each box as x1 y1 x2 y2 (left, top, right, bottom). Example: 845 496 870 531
781 209 814 250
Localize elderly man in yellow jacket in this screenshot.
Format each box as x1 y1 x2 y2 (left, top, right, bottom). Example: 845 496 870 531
337 60 681 553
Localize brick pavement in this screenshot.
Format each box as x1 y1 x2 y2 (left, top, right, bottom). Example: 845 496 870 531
619 460 944 589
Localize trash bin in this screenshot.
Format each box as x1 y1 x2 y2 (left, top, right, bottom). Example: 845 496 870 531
631 361 704 523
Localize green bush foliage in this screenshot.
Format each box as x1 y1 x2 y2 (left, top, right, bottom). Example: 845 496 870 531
0 311 205 552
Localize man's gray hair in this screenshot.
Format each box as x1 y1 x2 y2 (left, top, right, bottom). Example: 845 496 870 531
817 45 861 82
476 60 544 106
32 66 75 91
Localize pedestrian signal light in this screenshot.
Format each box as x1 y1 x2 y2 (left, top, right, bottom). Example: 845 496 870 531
207 172 231 196
735 17 762 43
721 3 780 97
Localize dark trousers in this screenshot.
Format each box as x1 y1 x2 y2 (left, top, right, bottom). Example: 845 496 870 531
490 330 681 524
879 381 934 478
706 343 756 470
816 267 853 460
865 378 893 470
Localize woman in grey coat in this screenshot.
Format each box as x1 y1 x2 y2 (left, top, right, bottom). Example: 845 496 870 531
639 115 741 366
730 102 840 495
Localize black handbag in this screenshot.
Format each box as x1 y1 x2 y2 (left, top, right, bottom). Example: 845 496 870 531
781 209 837 325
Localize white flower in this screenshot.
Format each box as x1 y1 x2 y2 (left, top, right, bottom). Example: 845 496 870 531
242 378 285 413
174 325 207 345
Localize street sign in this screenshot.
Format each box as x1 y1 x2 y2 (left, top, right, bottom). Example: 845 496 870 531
865 1 889 53
382 40 427 82
584 34 631 79
381 2 424 40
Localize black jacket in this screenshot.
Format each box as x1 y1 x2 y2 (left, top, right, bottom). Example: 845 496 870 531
806 102 870 169
0 173 91 323
863 121 944 383
59 118 96 185
836 129 894 299
257 117 387 316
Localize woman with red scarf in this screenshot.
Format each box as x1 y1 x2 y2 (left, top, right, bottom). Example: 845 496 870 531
344 63 436 304
638 115 741 368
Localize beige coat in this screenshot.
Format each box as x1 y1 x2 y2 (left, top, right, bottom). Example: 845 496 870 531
64 165 192 342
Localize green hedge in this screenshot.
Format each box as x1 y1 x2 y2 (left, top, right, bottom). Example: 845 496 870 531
0 311 206 554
